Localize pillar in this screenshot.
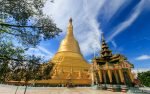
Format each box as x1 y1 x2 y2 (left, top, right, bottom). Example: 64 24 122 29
91 65 95 85
98 69 103 83
108 69 112 84
118 69 124 83
103 70 107 84
127 69 134 82
94 71 98 85
114 70 119 84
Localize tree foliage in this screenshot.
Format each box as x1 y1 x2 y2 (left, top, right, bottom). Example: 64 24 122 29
138 71 150 87
0 41 42 82
0 0 58 83
0 0 61 46
0 41 24 81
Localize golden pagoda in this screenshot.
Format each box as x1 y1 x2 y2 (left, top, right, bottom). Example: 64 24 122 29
49 18 91 86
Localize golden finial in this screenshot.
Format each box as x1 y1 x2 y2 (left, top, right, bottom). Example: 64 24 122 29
68 17 73 29
101 32 104 41
69 17 72 23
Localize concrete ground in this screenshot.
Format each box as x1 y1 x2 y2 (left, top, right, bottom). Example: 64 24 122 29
0 84 125 94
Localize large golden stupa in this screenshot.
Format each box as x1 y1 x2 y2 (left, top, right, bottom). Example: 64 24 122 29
49 18 91 85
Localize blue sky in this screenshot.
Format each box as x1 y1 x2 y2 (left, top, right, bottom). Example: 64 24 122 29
27 0 150 71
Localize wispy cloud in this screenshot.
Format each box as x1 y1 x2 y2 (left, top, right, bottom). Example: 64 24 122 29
111 40 117 48
135 55 150 60
42 0 129 57
26 46 53 61
43 0 105 56
37 46 52 55
100 0 127 23
107 0 145 41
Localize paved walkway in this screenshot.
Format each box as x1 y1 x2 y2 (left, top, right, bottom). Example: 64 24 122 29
0 84 124 94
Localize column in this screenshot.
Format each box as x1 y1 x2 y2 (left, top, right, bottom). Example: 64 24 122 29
114 70 119 84
118 69 124 83
91 65 94 85
94 71 98 85
127 69 134 82
108 69 112 84
103 70 106 84
98 69 103 83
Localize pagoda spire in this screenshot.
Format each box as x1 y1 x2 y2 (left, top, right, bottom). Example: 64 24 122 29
101 32 105 42
67 17 73 36
100 33 112 59
57 18 81 53
69 17 72 23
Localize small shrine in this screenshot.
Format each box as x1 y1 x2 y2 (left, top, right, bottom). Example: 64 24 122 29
92 33 134 86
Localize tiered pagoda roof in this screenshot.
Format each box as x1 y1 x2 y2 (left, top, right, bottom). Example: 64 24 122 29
94 33 133 67
100 33 112 59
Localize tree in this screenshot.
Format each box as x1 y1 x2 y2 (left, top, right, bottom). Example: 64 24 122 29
0 42 43 94
138 71 150 87
20 55 42 94
0 41 42 80
42 63 54 79
0 1 60 93
0 0 61 47
0 0 60 80
0 41 25 82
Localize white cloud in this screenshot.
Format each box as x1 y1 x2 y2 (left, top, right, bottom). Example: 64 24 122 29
42 0 135 57
100 0 127 22
37 46 52 55
132 68 150 73
111 40 117 48
26 46 53 61
135 55 150 60
132 68 150 78
107 0 145 41
43 0 105 56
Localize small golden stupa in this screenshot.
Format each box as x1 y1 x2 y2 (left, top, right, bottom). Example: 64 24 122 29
49 18 91 85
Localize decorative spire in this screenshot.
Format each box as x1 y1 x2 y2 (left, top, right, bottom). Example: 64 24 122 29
68 17 73 28
69 17 72 23
100 33 112 59
67 17 73 36
101 32 105 42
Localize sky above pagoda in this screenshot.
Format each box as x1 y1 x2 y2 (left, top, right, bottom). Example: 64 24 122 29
27 0 150 71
